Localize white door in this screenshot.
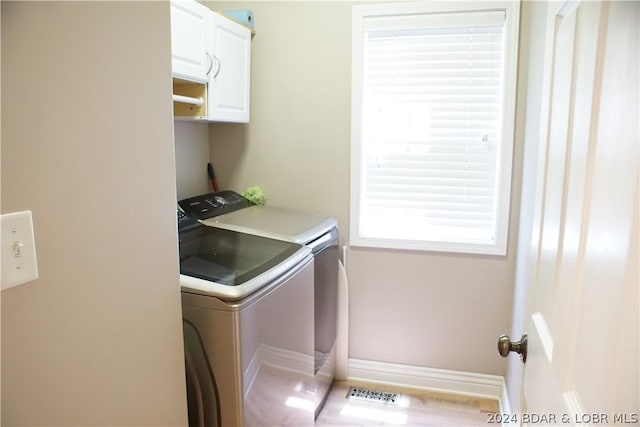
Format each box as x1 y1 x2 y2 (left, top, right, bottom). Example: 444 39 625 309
208 14 252 123
521 0 638 423
170 0 211 83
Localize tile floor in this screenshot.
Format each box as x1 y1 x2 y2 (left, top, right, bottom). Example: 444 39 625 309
316 380 498 426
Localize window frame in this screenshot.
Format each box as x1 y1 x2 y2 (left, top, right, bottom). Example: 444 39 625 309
350 0 520 256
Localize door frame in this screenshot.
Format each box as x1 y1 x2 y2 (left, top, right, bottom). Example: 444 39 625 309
503 0 552 416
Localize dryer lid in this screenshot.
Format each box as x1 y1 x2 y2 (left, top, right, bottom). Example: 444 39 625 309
201 205 337 244
179 226 310 300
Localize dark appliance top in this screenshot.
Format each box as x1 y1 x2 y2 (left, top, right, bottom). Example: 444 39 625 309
178 191 250 220
178 225 310 300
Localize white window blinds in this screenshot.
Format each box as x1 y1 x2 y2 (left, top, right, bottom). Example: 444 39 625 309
351 5 518 254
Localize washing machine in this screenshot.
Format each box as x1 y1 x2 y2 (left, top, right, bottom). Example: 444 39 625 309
179 192 339 417
178 212 316 426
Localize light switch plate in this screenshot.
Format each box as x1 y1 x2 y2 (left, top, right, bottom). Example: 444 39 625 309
1 211 39 290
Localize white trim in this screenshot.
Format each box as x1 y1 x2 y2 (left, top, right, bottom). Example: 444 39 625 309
347 358 505 401
556 0 580 18
500 382 515 427
350 5 365 257
335 257 350 380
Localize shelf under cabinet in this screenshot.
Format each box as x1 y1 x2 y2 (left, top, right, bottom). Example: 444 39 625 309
173 79 207 119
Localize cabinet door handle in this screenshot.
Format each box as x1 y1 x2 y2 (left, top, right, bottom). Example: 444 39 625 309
206 52 214 76
212 55 221 79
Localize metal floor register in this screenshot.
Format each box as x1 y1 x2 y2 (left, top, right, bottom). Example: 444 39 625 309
346 387 400 405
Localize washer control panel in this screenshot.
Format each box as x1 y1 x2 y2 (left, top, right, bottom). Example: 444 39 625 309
178 191 251 220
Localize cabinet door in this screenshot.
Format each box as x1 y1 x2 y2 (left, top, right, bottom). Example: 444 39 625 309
170 0 211 83
208 14 251 123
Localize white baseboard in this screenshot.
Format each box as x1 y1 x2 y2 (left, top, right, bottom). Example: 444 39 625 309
500 381 513 419
347 358 508 405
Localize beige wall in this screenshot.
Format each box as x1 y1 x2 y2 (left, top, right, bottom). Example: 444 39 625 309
202 0 530 376
174 121 211 200
1 2 188 425
207 1 351 225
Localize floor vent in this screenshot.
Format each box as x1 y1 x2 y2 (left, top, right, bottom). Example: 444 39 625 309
346 387 400 405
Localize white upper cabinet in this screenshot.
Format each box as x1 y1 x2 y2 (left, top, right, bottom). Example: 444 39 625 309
170 0 252 123
208 14 252 123
170 0 211 83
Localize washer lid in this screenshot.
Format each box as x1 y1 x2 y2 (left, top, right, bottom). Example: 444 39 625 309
179 226 311 300
200 205 337 244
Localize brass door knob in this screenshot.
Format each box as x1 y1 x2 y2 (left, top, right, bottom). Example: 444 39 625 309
498 333 528 363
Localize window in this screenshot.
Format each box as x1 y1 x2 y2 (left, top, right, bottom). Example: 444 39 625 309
350 1 520 255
